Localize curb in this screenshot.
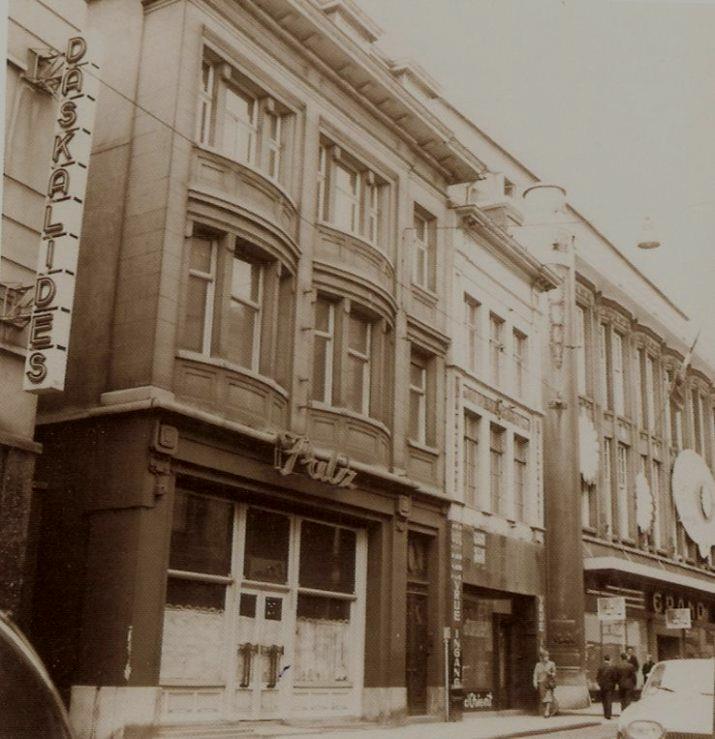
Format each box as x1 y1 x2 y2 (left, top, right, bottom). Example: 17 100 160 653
490 720 602 738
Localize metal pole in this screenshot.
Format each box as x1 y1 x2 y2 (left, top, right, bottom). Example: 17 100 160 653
443 629 451 722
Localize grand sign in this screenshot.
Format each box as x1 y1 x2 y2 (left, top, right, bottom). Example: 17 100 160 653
23 37 99 393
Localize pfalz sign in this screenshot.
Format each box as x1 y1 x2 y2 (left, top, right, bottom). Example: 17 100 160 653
24 37 99 393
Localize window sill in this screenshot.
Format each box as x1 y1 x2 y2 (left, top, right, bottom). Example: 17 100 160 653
582 526 598 535
407 438 439 457
308 401 391 437
410 282 438 306
177 350 289 399
294 682 354 690
193 143 298 213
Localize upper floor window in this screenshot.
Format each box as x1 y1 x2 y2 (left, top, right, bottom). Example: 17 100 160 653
645 355 656 432
317 142 387 248
408 348 436 447
311 296 391 424
513 436 529 522
576 305 589 397
489 424 505 515
513 329 527 397
463 411 480 507
489 313 504 386
616 442 630 539
635 348 645 428
180 231 293 386
603 437 614 535
412 208 436 291
612 331 626 416
464 295 480 372
599 323 609 408
198 53 291 184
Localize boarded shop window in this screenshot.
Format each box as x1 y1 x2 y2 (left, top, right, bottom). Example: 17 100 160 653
299 521 356 594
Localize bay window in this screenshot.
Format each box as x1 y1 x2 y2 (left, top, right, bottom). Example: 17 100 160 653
317 140 387 248
227 255 263 372
311 295 391 423
182 236 217 355
198 50 292 185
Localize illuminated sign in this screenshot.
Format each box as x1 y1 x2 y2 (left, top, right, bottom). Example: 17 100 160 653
23 37 99 393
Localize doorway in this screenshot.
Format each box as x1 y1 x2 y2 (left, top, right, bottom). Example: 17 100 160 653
656 634 681 661
406 532 431 715
493 615 512 709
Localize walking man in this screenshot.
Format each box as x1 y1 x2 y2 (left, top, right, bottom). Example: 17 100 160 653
596 654 617 719
617 651 637 710
642 654 655 683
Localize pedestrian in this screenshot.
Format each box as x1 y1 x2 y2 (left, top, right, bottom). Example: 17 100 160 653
626 646 639 673
533 648 558 718
617 651 636 711
596 654 617 719
642 654 655 683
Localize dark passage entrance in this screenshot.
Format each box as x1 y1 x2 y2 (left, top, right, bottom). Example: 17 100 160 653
656 634 681 661
406 533 431 714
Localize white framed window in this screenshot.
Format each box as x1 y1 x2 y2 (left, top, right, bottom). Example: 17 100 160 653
413 213 428 288
612 331 625 416
617 442 630 538
182 236 217 355
198 60 215 146
463 412 480 507
576 305 588 396
264 106 283 181
513 435 528 522
227 254 263 372
224 86 258 165
513 329 527 398
312 297 335 404
645 355 656 431
634 349 644 427
464 296 480 372
489 313 504 386
409 353 427 444
603 437 613 535
346 312 371 415
317 142 386 248
489 424 505 515
599 323 609 408
652 459 664 549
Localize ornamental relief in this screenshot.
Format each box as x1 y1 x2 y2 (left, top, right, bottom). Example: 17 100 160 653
575 282 596 306
462 385 531 432
596 304 631 334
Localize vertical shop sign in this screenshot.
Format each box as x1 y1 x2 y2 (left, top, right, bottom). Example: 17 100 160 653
449 521 463 702
23 37 99 393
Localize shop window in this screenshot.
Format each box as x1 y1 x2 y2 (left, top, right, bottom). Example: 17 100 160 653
463 411 480 507
295 594 351 685
513 436 528 522
180 230 294 387
198 51 292 185
489 313 504 387
489 424 505 515
244 508 290 584
512 329 527 398
169 491 232 576
412 208 436 292
464 295 480 372
311 295 391 424
299 521 356 594
317 141 387 248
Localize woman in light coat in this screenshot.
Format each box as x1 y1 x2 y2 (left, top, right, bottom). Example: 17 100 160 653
532 648 557 717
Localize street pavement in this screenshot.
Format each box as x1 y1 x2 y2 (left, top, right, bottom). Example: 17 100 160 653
525 722 617 739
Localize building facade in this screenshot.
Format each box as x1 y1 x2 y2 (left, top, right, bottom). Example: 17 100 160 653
1 0 89 628
29 0 488 735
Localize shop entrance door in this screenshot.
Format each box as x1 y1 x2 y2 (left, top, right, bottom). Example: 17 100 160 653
406 590 429 714
233 589 290 719
657 634 681 661
493 616 512 709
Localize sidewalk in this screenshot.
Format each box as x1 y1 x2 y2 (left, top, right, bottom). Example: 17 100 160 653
251 703 620 739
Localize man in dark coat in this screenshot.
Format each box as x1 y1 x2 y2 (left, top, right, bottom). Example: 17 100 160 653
626 647 640 673
617 652 637 710
642 654 655 683
596 655 617 719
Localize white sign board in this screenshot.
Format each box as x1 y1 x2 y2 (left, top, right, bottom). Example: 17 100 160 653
597 596 626 621
666 608 692 630
23 37 98 393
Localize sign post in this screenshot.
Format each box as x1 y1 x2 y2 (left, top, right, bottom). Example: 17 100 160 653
597 597 627 659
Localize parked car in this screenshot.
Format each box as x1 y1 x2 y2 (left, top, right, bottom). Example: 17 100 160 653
617 657 714 739
0 610 73 737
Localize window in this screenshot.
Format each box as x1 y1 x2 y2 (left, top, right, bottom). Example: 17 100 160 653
645 356 656 432
312 297 335 404
489 424 505 515
599 323 609 408
576 305 588 396
513 329 527 397
463 412 480 507
244 508 290 583
581 479 596 530
198 53 292 184
412 210 436 291
489 313 504 386
612 331 625 416
346 313 371 415
635 349 645 428
409 352 427 444
464 295 480 372
227 254 263 371
653 460 664 550
603 438 613 535
182 236 216 354
317 142 387 247
513 436 528 522
617 442 630 539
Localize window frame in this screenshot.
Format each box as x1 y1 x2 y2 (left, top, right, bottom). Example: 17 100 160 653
183 236 218 356
463 411 480 507
489 312 504 386
512 328 528 398
346 311 372 416
513 435 528 522
616 441 630 539
612 330 626 416
489 423 505 515
464 295 480 373
409 352 428 445
227 253 264 373
312 296 336 405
